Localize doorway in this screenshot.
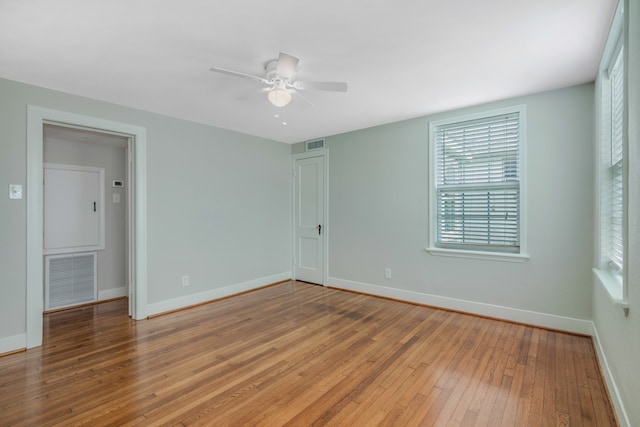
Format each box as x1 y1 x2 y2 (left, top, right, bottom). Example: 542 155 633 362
43 124 128 311
293 151 328 285
26 106 148 349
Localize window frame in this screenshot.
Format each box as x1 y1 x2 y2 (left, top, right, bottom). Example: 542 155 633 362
593 0 628 312
427 105 528 262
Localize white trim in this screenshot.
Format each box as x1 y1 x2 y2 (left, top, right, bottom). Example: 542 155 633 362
291 149 330 286
426 247 529 262
0 334 26 355
26 105 148 348
146 272 291 317
593 268 629 313
133 126 148 321
98 286 128 300
42 163 106 255
328 276 593 335
428 105 528 260
591 321 632 427
324 151 330 286
127 137 134 316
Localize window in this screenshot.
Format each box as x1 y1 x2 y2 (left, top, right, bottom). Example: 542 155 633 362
429 106 526 260
607 46 624 273
594 0 627 311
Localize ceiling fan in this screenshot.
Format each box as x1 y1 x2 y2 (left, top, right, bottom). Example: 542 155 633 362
210 52 348 107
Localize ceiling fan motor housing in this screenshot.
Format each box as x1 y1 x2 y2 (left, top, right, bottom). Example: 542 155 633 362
265 59 286 82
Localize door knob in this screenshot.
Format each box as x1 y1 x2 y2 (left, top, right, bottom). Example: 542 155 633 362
318 224 322 235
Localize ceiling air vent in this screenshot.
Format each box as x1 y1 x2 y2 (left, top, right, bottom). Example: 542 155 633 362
305 139 325 152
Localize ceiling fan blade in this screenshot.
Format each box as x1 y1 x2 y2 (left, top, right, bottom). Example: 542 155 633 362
276 52 299 79
291 89 313 108
235 87 270 101
293 81 348 92
210 67 270 85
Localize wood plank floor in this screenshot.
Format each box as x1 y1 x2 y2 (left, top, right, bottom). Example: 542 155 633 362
0 281 617 426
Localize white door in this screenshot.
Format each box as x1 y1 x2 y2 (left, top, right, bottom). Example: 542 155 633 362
294 156 324 284
44 164 104 253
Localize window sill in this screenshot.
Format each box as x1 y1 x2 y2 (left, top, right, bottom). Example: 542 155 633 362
593 268 629 315
425 247 529 263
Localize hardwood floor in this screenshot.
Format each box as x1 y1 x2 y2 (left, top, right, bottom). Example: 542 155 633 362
0 281 617 426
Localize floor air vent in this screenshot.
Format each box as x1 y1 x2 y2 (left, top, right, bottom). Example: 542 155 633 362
45 252 97 310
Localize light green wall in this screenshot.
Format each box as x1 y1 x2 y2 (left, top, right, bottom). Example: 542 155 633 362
0 81 29 340
291 142 306 155
0 77 291 345
326 84 595 319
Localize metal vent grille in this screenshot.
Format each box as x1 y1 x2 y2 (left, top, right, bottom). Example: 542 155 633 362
45 252 97 310
305 139 325 151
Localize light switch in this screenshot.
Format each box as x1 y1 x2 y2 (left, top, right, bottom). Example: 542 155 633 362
9 184 22 200
113 193 121 203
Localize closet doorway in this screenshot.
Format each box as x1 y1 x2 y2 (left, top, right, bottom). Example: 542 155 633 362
43 125 128 311
26 106 148 349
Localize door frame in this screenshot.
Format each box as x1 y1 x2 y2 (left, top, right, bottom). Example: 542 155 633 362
26 106 148 348
291 149 329 286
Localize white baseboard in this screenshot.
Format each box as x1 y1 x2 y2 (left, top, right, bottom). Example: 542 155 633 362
591 322 631 427
0 333 26 355
146 272 291 317
327 277 593 335
98 286 127 300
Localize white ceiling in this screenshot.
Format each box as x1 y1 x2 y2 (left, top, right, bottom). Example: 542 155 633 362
0 0 616 144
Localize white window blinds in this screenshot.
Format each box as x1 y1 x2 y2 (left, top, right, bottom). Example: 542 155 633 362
609 47 624 271
434 112 521 253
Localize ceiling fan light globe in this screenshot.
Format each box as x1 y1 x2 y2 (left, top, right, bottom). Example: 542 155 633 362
268 88 292 107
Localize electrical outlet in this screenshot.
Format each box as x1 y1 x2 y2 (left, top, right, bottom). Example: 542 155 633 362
385 268 392 279
182 275 189 287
